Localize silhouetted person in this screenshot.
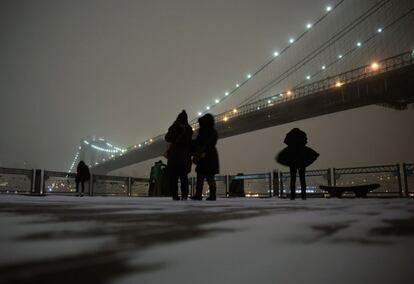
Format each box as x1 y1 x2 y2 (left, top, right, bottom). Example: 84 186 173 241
276 128 319 200
148 160 167 197
191 114 219 201
229 173 245 197
76 161 90 196
165 110 193 200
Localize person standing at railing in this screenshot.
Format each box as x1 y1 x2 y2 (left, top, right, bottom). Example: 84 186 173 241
165 110 193 200
76 161 90 197
276 128 319 200
191 113 219 201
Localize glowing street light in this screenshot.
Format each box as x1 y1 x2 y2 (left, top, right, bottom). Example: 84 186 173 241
289 38 295 44
233 108 238 114
287 90 293 96
206 106 210 110
371 62 379 70
225 92 229 96
215 99 220 104
223 116 228 122
197 112 202 116
357 42 362 47
335 81 342 87
322 65 326 70
326 6 332 12
306 23 312 29
306 75 311 80
273 51 279 57
247 74 252 79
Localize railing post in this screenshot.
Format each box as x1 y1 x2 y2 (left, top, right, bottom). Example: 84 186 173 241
30 169 36 194
273 170 279 198
225 175 229 197
403 163 409 197
268 172 272 198
327 168 332 186
89 174 94 196
127 177 132 197
33 169 42 195
396 164 403 197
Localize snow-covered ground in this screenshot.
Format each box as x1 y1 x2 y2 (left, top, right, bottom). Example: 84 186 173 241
0 195 413 284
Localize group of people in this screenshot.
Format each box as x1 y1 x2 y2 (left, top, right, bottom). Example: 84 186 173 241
75 110 319 201
165 110 219 200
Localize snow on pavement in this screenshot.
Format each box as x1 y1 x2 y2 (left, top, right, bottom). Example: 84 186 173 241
0 195 413 284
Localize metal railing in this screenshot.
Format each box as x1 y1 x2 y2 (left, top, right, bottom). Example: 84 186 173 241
2 163 413 198
333 164 403 197
0 167 34 194
279 169 331 198
43 170 79 195
189 175 228 197
228 173 272 198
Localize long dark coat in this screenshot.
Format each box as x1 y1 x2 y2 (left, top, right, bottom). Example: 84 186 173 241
76 161 90 182
165 111 193 173
193 115 219 175
276 128 319 168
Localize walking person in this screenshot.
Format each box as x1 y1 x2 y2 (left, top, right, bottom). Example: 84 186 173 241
276 128 319 200
76 161 90 196
165 110 193 200
191 114 219 201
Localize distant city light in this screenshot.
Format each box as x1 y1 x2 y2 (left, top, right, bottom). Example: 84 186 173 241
326 6 332 12
206 106 210 110
322 65 326 70
306 75 311 80
225 92 229 96
223 116 228 122
247 74 252 79
371 62 379 70
289 38 295 44
236 84 240 88
335 81 342 87
215 99 220 104
233 108 238 114
338 54 343 59
357 42 362 47
287 90 292 96
198 112 202 116
377 28 383 33
273 51 279 57
306 23 312 29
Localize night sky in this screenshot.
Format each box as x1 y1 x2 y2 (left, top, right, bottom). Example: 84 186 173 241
1 0 413 175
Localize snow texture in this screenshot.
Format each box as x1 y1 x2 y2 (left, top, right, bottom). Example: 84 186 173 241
0 195 413 284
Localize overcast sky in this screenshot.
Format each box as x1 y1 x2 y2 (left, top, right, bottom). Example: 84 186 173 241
1 0 413 174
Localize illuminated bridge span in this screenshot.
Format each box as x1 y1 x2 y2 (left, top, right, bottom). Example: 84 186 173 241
69 0 414 174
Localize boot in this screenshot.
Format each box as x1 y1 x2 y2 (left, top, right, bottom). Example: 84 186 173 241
206 187 216 201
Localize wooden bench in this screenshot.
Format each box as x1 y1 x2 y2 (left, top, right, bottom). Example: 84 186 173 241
319 184 380 198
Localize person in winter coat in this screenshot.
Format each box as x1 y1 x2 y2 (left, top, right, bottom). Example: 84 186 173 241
276 128 319 200
165 110 193 200
76 161 90 196
191 113 219 201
